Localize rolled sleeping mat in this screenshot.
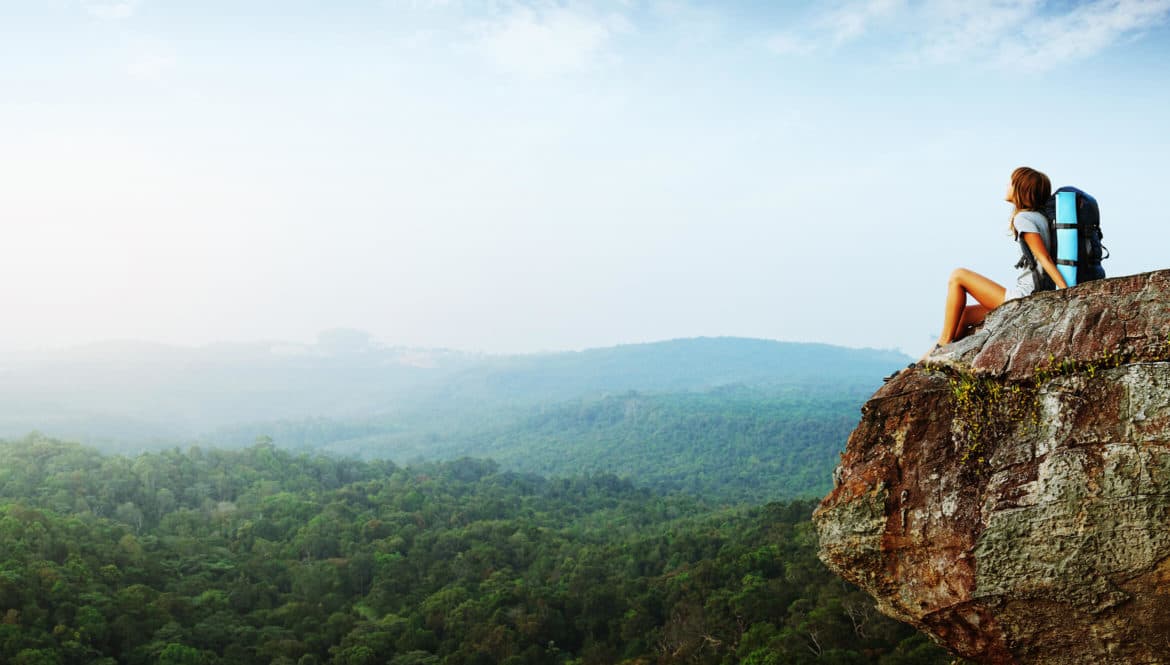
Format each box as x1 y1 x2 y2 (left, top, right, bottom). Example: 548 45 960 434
1055 190 1078 287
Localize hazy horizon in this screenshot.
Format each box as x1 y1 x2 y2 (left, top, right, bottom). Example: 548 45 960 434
5 1 1169 357
0 328 912 358
0 333 908 454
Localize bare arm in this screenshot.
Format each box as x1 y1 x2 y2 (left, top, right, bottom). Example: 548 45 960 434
1023 232 1068 289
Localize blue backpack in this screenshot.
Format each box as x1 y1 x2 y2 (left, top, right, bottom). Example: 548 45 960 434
1019 187 1108 291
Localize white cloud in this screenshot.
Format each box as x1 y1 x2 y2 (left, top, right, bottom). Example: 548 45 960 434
766 0 1170 71
470 5 630 77
766 0 905 55
913 0 1043 64
648 0 728 45
1005 0 1170 71
821 0 907 45
81 0 141 20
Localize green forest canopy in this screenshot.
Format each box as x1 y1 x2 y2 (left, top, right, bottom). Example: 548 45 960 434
213 385 867 504
0 435 953 665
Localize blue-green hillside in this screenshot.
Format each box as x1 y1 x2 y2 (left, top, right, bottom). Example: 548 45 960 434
287 385 865 503
2 336 907 503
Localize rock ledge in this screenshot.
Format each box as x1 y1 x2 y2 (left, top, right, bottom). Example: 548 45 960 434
814 269 1170 664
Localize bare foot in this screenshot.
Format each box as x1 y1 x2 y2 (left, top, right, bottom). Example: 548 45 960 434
919 343 943 363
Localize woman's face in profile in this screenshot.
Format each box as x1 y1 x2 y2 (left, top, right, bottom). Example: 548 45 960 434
1005 181 1014 203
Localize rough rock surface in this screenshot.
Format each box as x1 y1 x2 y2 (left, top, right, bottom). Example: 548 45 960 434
814 269 1170 664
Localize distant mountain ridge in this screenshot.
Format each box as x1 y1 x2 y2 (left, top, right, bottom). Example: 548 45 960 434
1 336 909 500
435 385 869 502
426 337 909 403
0 335 907 445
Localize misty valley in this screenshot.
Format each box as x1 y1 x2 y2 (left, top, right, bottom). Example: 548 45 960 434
0 337 957 664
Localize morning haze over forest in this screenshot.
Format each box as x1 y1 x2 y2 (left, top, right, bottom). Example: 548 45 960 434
4 1 1169 663
1 330 934 663
0 333 907 502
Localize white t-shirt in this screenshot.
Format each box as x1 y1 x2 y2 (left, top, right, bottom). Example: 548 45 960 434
1013 210 1052 296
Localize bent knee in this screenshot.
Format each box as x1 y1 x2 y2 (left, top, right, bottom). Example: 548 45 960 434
949 268 975 285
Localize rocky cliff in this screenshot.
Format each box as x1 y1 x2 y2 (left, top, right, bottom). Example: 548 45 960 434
814 269 1170 664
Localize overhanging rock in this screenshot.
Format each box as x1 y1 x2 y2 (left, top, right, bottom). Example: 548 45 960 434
814 269 1170 664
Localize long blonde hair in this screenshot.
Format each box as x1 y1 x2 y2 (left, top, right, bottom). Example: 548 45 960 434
1008 166 1052 239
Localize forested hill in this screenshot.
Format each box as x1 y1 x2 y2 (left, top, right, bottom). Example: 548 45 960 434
0 435 952 664
1 337 907 504
453 387 864 502
0 336 909 451
268 386 867 504
412 337 909 404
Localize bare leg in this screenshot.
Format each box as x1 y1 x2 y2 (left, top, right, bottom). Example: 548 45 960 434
953 304 990 342
937 268 1007 346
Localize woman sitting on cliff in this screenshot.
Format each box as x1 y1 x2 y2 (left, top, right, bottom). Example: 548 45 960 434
933 166 1067 349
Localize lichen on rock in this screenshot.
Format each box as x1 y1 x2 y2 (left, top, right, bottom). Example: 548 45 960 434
814 269 1170 664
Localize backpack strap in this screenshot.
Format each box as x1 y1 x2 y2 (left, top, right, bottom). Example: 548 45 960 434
1015 236 1056 292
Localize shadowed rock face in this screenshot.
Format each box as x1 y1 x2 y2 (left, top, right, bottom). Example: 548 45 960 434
814 269 1170 665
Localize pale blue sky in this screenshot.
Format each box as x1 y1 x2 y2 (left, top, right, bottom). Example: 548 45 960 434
3 1 1169 355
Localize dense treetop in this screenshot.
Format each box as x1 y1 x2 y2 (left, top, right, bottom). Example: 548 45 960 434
214 385 865 504
0 435 952 665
